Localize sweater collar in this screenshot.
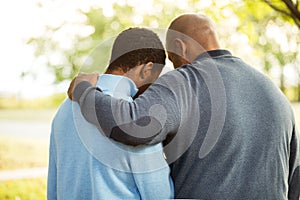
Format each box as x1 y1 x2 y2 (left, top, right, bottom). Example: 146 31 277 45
195 49 232 61
96 74 138 100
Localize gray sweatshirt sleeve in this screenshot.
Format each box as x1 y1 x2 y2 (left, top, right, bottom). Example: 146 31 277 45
73 73 181 146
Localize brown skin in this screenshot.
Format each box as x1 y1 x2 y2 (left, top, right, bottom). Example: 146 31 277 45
166 13 221 68
67 72 99 100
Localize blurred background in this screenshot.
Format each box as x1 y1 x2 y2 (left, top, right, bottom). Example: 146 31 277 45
0 0 299 199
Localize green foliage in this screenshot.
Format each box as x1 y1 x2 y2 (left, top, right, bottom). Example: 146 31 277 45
0 109 55 121
292 102 300 128
26 0 300 100
286 86 300 102
231 1 300 97
0 178 46 200
261 0 300 28
0 137 49 170
85 7 107 40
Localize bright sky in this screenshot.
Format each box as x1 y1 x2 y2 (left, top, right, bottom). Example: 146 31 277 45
0 0 167 98
0 0 104 98
0 0 42 98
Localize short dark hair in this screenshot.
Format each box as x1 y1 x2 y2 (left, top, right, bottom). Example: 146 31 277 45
106 28 166 73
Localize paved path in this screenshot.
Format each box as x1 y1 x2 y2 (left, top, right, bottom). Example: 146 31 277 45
0 167 48 181
0 120 51 138
0 120 49 181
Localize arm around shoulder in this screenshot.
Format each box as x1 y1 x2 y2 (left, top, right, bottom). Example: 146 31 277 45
73 73 181 146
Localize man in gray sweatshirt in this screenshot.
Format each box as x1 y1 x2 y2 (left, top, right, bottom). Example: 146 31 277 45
70 14 300 199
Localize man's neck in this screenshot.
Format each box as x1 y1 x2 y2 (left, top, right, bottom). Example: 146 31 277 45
104 68 125 76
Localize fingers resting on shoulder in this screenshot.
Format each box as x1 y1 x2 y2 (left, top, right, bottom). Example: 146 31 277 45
67 72 99 100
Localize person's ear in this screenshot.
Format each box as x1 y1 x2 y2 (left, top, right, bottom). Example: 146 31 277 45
174 38 187 59
139 62 153 79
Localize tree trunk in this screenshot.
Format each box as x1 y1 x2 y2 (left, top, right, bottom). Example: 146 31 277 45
280 67 286 94
297 83 300 102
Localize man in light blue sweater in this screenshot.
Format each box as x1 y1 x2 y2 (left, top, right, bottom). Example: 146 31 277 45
47 28 174 199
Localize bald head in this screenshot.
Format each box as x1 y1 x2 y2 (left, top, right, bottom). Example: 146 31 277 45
166 13 220 68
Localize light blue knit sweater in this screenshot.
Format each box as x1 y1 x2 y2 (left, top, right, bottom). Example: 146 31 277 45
47 74 174 200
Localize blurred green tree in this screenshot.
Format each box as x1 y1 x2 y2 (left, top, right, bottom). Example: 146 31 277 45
261 0 300 100
26 0 184 83
26 0 300 101
263 0 300 28
228 0 300 100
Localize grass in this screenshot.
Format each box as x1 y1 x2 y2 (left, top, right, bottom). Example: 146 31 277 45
0 109 56 122
0 136 49 170
0 93 66 110
0 108 53 170
0 178 46 200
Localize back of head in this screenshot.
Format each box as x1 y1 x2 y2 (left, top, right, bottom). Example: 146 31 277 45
166 13 220 67
167 13 219 49
107 28 166 73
